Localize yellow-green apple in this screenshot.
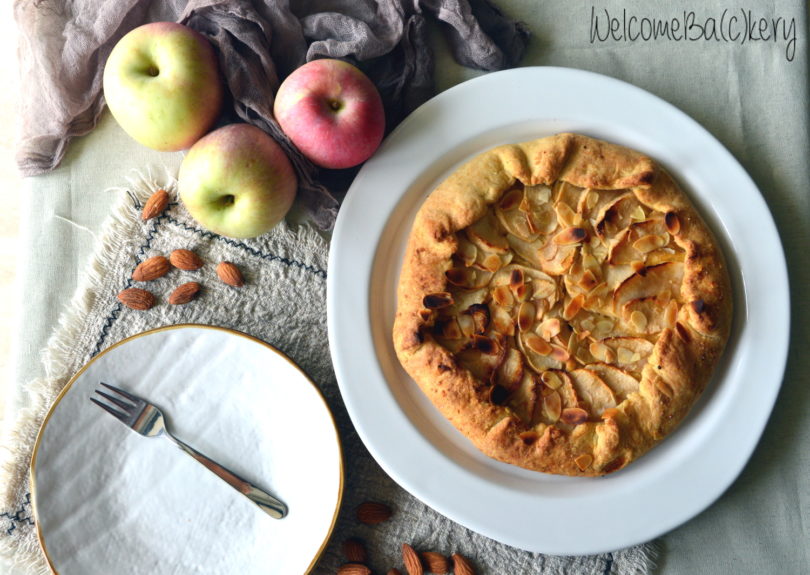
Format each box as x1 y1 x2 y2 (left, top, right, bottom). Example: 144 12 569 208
273 59 385 169
178 124 298 238
103 22 224 151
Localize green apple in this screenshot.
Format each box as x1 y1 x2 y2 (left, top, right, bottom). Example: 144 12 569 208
178 124 298 238
103 22 223 151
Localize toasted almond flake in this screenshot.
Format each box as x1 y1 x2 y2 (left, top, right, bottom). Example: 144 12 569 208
555 202 578 227
481 254 504 272
632 234 668 254
665 211 681 234
551 345 570 362
423 292 453 309
492 285 514 307
574 453 594 471
589 341 609 362
630 310 648 331
665 299 679 327
541 370 563 390
533 279 556 299
457 239 478 267
563 293 585 321
445 268 475 287
517 301 536 332
616 347 636 364
540 317 562 340
593 319 615 339
465 303 490 334
542 390 562 422
509 267 525 288
500 187 523 210
491 306 515 335
561 407 589 425
577 189 598 214
513 283 530 301
630 205 647 222
581 253 600 272
552 226 587 245
525 332 553 355
578 269 599 291
473 335 499 355
540 240 559 261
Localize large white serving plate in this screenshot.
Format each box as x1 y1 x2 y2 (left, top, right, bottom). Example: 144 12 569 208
31 325 343 574
327 66 789 555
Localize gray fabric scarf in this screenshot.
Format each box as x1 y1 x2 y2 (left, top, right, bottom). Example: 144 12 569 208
13 0 530 229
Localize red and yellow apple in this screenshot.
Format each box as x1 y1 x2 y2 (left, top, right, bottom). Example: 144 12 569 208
273 59 385 169
178 124 298 238
103 22 224 151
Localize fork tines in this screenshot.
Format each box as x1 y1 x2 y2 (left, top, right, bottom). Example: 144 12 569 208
91 382 139 420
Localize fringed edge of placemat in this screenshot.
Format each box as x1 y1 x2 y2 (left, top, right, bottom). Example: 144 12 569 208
0 167 178 574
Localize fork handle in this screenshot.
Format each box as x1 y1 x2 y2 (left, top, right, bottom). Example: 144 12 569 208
168 435 288 519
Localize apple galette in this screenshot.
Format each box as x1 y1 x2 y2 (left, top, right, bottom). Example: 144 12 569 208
393 133 732 476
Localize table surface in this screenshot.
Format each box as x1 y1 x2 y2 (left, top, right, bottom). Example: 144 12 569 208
0 4 22 426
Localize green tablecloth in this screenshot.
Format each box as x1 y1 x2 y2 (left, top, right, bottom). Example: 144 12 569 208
5 1 808 573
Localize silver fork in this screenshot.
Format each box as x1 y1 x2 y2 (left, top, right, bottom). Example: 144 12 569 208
91 382 288 519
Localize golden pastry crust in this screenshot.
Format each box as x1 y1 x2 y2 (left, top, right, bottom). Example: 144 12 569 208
393 133 732 476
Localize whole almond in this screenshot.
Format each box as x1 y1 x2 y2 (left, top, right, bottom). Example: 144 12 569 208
216 261 244 287
170 249 204 271
141 189 169 220
337 564 371 575
356 501 392 525
421 552 449 574
451 553 475 575
342 538 367 564
387 570 403 575
117 287 155 311
132 256 170 282
402 544 423 575
168 281 201 305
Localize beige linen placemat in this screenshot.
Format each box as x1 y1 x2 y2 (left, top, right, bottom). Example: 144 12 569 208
0 175 657 574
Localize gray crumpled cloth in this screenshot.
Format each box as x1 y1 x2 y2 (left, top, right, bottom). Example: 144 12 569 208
13 0 529 229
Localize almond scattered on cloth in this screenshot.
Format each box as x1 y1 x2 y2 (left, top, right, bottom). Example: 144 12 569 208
168 281 201 305
216 261 244 287
342 538 368 564
356 501 392 525
117 287 156 310
132 255 170 282
402 543 423 575
421 551 450 574
337 564 372 575
141 188 170 220
169 248 204 270
451 553 475 575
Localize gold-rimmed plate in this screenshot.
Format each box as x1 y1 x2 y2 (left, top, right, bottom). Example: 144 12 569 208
31 325 343 574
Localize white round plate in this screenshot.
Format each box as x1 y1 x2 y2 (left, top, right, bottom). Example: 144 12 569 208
31 325 343 574
327 67 789 555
